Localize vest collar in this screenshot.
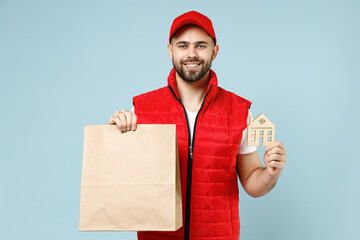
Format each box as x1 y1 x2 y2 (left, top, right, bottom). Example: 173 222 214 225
167 68 218 104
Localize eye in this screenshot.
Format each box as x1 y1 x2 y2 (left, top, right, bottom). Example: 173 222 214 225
197 44 206 49
178 44 187 49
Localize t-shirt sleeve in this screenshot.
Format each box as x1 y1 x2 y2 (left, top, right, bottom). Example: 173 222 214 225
238 110 257 155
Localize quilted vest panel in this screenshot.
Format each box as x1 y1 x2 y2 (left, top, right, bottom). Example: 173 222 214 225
133 68 251 240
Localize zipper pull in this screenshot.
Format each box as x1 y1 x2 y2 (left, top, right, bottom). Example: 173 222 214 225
189 146 193 159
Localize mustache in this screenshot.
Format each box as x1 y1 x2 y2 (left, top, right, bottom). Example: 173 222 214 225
181 59 204 64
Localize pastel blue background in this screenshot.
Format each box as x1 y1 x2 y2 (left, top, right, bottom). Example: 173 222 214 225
1 0 359 239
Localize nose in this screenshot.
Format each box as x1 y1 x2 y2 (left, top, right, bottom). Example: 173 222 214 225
187 45 198 59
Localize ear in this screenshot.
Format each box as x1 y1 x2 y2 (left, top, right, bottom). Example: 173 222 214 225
167 43 173 61
212 45 219 61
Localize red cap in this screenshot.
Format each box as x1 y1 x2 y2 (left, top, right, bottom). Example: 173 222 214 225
169 11 217 45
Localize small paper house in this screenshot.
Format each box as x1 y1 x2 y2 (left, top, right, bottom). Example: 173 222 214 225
247 113 276 147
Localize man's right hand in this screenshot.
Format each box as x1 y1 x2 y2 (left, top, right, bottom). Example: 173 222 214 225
107 109 137 132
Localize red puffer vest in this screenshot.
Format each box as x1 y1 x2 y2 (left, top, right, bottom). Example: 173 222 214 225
133 68 251 240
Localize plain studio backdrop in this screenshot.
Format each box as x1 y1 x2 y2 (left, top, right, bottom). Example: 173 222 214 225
0 0 359 239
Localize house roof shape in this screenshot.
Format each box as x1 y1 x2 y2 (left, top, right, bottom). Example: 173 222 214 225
249 113 275 128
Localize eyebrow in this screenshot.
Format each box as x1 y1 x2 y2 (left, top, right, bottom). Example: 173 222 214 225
175 41 209 45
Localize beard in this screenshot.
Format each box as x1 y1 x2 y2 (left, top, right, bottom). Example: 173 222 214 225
172 56 213 83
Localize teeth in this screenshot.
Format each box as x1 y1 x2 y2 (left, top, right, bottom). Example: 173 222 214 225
186 64 199 67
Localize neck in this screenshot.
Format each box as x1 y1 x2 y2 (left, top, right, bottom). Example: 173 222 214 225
176 71 210 112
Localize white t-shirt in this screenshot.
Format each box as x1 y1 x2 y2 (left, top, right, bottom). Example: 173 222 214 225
130 106 257 155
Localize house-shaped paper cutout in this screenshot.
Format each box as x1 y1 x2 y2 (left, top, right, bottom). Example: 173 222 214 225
247 113 276 147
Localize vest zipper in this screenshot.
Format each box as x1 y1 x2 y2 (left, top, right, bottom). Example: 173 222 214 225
168 84 212 240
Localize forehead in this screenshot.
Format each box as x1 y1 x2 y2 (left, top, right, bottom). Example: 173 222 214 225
172 25 213 44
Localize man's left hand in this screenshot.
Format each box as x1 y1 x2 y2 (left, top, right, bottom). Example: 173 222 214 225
263 141 287 178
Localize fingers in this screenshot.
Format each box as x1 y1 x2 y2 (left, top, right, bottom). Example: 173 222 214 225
266 153 287 163
121 111 132 131
117 111 128 131
267 160 285 169
109 114 122 128
264 141 287 177
266 162 284 177
107 109 137 132
265 156 285 177
265 141 285 152
122 110 137 131
267 146 287 158
265 141 287 158
265 148 287 165
107 111 118 125
131 114 137 131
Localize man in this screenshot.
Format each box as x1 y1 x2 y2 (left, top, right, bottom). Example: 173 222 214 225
107 11 287 240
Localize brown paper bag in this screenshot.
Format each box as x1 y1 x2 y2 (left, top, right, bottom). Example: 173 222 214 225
79 124 182 231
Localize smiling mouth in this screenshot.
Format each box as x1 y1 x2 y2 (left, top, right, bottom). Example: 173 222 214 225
184 62 201 69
